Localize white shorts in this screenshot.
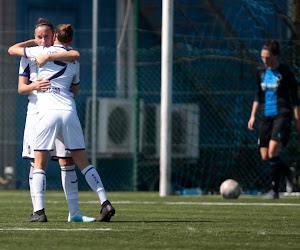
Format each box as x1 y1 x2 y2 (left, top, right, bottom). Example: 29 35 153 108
34 110 85 151
22 112 72 160
51 134 72 161
22 113 36 160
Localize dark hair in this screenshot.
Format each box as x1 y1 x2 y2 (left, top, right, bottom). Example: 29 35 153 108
262 40 281 56
35 17 54 32
55 24 73 44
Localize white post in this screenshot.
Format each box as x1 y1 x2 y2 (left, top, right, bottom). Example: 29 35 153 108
116 0 126 98
160 0 173 197
127 0 135 99
91 0 98 167
116 0 134 98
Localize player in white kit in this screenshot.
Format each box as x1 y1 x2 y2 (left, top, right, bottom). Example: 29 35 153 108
11 24 115 222
8 18 95 222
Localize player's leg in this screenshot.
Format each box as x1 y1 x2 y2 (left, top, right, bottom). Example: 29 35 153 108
71 150 108 204
260 146 280 199
63 111 110 204
60 158 96 222
264 140 282 198
70 150 115 222
24 110 58 222
258 117 271 164
59 158 79 214
53 134 95 222
258 117 279 199
24 151 49 222
264 117 292 199
271 115 294 192
62 111 115 221
28 161 36 211
52 136 79 213
22 113 37 214
260 147 269 163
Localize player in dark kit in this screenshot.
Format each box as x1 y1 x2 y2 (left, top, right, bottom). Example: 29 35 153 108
248 40 300 199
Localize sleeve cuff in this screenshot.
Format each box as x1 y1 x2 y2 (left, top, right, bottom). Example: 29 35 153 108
24 48 28 58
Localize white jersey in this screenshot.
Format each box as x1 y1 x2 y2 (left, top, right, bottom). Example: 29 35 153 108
18 57 38 114
24 45 80 112
19 45 75 160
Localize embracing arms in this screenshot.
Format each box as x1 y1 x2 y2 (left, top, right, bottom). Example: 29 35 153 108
8 39 80 65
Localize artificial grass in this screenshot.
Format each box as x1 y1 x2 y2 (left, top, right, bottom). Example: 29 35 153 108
0 190 299 249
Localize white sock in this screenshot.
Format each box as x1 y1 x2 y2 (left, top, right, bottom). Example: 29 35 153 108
81 165 107 204
32 169 46 212
61 165 79 216
29 162 36 212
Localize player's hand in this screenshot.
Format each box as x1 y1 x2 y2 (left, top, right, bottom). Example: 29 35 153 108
32 78 50 91
248 116 255 131
36 54 49 67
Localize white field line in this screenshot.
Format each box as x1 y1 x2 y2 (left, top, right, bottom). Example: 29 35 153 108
79 201 300 206
0 227 112 231
165 201 300 206
258 231 300 236
2 200 300 206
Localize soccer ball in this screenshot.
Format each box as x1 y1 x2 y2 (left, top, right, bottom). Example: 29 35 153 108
220 179 241 199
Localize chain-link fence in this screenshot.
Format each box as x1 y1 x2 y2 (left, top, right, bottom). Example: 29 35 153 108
1 39 300 193
1 0 300 194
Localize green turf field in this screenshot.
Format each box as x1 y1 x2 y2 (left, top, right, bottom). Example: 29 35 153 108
0 190 300 249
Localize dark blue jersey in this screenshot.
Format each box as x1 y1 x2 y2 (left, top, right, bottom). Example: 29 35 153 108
254 64 299 117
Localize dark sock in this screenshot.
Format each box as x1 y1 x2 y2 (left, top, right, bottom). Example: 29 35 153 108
270 157 281 193
35 208 45 216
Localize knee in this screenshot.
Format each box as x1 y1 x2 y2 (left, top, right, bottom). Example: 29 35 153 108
268 152 279 159
261 155 269 162
59 158 74 167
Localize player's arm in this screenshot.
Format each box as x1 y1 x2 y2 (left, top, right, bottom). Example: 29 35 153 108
288 69 300 134
36 50 80 67
8 39 36 56
290 73 300 134
293 106 300 134
248 70 262 131
18 76 50 95
70 62 80 98
71 84 79 98
18 76 31 95
248 101 259 131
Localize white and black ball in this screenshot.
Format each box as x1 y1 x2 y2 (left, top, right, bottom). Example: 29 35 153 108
220 179 241 199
